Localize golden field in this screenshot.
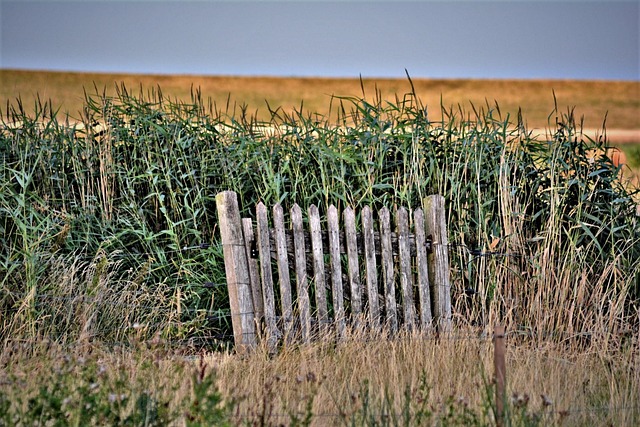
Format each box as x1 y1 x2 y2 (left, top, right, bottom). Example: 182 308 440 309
1 69 638 133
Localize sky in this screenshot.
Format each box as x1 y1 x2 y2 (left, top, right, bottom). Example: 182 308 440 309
1 0 638 81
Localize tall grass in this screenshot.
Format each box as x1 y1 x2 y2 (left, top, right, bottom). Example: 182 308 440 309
1 81 639 425
1 82 638 346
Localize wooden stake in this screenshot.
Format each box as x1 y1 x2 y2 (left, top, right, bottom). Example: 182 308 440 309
494 324 506 427
216 191 256 351
397 207 415 330
309 205 328 325
273 203 293 335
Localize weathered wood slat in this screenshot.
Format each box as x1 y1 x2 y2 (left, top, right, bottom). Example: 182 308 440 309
379 207 397 332
397 207 415 329
273 204 293 333
362 206 379 325
215 191 256 351
217 191 452 349
256 202 278 341
424 195 452 332
291 204 311 341
413 208 432 328
327 205 345 338
343 207 362 317
309 205 328 325
242 217 264 320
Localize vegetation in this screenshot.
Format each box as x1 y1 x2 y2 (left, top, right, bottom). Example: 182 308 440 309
1 79 638 425
2 328 638 426
2 69 639 130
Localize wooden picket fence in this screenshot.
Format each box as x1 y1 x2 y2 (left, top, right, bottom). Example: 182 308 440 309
216 191 452 350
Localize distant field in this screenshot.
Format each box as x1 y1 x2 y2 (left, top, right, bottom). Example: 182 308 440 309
1 69 639 136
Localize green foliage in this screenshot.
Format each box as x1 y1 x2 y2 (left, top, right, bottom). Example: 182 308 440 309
1 82 638 345
0 348 231 426
622 143 640 169
340 375 435 426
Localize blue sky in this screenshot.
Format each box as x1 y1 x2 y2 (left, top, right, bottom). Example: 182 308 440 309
1 0 638 80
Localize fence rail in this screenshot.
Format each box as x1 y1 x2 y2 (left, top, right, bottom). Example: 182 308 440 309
216 191 452 350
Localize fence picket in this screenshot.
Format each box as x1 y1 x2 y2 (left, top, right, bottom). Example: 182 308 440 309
414 208 432 328
424 195 452 332
291 204 311 341
362 206 380 326
397 207 415 329
256 202 278 341
242 218 264 321
273 204 293 334
343 207 362 317
327 205 345 338
309 205 328 325
215 191 256 351
379 207 397 332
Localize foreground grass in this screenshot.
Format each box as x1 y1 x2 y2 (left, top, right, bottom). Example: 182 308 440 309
1 328 638 426
212 330 640 426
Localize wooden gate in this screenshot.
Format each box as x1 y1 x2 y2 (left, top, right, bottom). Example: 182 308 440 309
216 191 451 350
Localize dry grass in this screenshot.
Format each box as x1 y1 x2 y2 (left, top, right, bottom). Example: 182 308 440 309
2 69 638 132
0 329 640 426
209 329 640 426
2 328 637 426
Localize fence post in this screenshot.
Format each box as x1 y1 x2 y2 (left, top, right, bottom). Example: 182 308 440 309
309 205 328 326
494 324 506 427
423 195 452 332
273 203 294 336
216 191 256 351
